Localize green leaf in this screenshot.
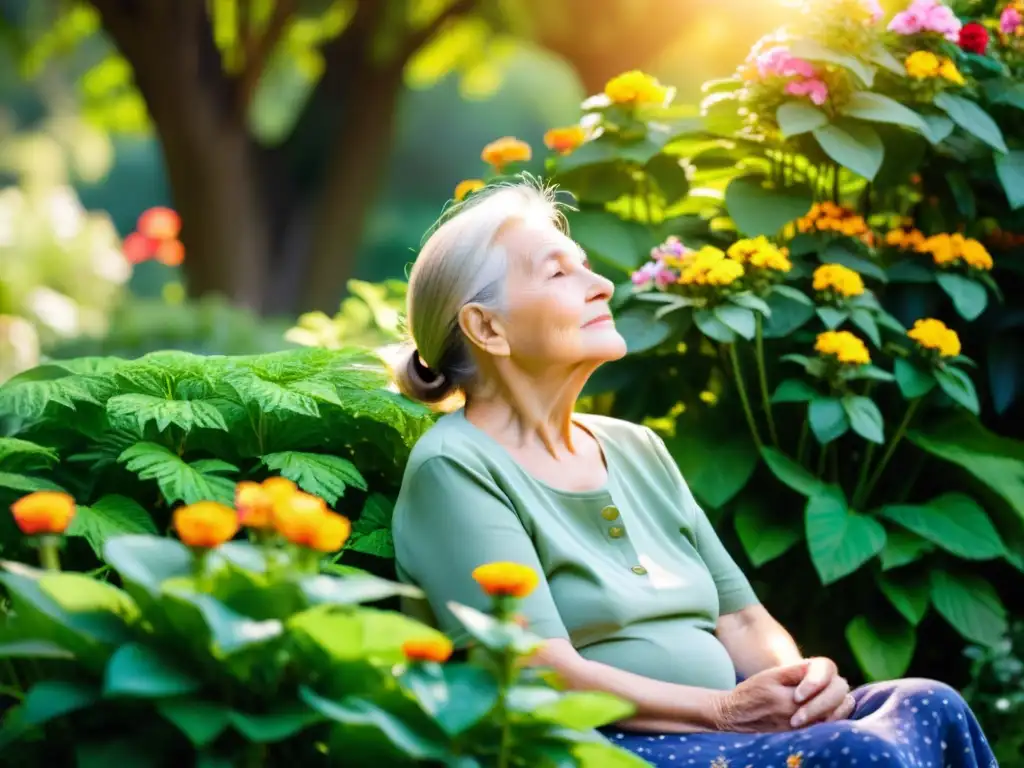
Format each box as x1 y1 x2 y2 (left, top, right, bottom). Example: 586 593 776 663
877 570 930 625
841 364 894 383
816 306 849 329
713 305 756 340
760 446 825 497
693 308 736 343
724 176 813 237
805 487 886 584
0 640 74 659
664 419 759 509
260 451 366 505
776 101 829 137
894 358 935 399
38 571 138 622
841 395 884 444
840 92 928 134
930 569 1007 647
0 365 108 422
553 147 634 204
847 309 880 348
645 153 690 206
762 289 815 339
565 209 654 273
614 307 674 354
573 743 652 768
771 379 819 403
821 243 887 282
880 494 1005 560
20 680 100 727
118 442 237 505
346 494 398 559
729 292 771 316
995 150 1024 210
933 92 1008 153
535 691 635 730
0 437 58 472
103 536 194 597
880 530 934 570
228 702 322 743
106 393 228 435
812 121 884 180
734 496 802 567
104 643 202 698
845 615 916 681
790 39 875 85
66 495 158 558
0 471 67 494
866 44 904 75
169 591 283 654
809 397 850 444
934 366 980 414
299 687 444 760
300 573 422 605
936 272 988 321
400 664 499 736
446 602 542 655
946 171 976 219
157 698 231 748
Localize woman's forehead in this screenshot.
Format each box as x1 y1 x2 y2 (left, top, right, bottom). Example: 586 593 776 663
500 217 581 269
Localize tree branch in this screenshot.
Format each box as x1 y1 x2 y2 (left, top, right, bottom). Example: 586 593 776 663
236 0 298 116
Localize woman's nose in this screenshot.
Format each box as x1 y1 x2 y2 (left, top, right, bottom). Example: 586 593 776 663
586 271 615 302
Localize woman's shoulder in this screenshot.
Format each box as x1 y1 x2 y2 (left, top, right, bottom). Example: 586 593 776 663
575 412 659 450
404 410 500 477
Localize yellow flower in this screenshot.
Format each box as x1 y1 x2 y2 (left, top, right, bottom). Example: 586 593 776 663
481 137 532 172
604 70 670 106
544 125 586 155
813 263 865 297
727 237 791 271
235 481 274 528
10 491 76 536
699 390 718 405
454 179 485 201
272 491 351 552
921 233 958 265
472 562 539 598
815 330 871 365
939 58 965 85
960 238 993 270
174 501 239 548
907 318 961 357
402 637 454 663
262 477 298 502
885 227 926 251
906 50 941 79
679 246 744 286
787 754 804 768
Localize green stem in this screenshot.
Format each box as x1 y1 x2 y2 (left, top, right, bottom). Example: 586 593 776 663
862 398 922 505
754 316 779 447
796 417 809 465
728 343 764 452
38 537 61 571
496 648 514 768
851 441 876 510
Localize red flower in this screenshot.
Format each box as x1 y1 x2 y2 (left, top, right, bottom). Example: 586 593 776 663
959 22 989 55
123 232 156 264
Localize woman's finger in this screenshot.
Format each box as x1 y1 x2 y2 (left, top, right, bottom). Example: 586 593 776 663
794 657 836 704
827 694 856 722
791 674 848 727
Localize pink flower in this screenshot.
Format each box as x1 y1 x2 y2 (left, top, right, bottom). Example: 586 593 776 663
1001 6 1022 34
921 3 962 40
862 0 885 22
756 47 817 79
786 78 829 105
889 10 924 34
889 0 962 41
654 266 677 289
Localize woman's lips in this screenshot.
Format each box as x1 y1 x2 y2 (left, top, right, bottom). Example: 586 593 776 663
582 315 613 328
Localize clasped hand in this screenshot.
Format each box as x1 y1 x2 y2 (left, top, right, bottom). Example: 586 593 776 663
715 657 855 733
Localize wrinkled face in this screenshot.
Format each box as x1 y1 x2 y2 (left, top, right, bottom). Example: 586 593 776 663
495 216 626 368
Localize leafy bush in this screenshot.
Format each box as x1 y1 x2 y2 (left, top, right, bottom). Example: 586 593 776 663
963 620 1024 765
0 521 644 765
0 347 428 571
286 279 408 352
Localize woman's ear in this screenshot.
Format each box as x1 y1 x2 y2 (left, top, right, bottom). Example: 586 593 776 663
459 303 510 358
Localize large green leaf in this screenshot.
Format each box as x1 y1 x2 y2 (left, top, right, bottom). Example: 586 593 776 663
771 379 819 403
0 471 67 494
103 536 194 597
565 209 654 273
733 496 802 567
776 101 829 137
645 153 690 206
714 305 756 340
0 437 58 472
300 573 421 605
666 420 759 509
106 393 228 435
805 487 886 584
156 698 232 748
995 150 1024 210
845 614 916 681
809 397 850 444
936 272 987 321
260 451 366 505
118 442 237 505
228 702 322 743
724 176 813 237
880 494 1005 560
614 307 674 354
693 308 736 343
0 364 110 423
934 366 980 414
841 395 884 444
760 447 825 497
446 603 541 655
789 39 875 85
67 495 158 557
876 570 930 625
400 664 499 736
893 358 935 399
930 569 1007 647
169 591 283 654
535 691 635 730
933 91 1008 153
840 92 928 135
103 643 202 698
38 571 138 623
880 530 934 570
762 288 815 338
812 121 884 180
19 679 101 727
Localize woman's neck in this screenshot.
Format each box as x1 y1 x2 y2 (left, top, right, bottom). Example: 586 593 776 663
464 363 594 458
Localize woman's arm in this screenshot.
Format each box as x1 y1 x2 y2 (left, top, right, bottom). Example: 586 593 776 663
715 604 803 679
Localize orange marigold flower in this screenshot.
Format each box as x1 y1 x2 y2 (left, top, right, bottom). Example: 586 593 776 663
309 511 351 553
454 179 485 201
138 206 181 241
11 491 76 536
402 637 454 663
471 561 539 598
604 70 670 106
155 239 185 267
543 125 586 155
262 477 298 504
272 492 350 552
174 501 239 548
960 239 993 270
813 263 865 297
123 232 156 264
481 137 532 173
235 481 274 528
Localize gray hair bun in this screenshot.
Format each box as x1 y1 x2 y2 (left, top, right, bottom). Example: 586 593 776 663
395 346 457 404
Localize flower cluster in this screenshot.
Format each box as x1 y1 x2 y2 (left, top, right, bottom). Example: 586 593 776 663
10 491 75 536
727 236 793 272
888 0 962 42
678 247 745 286
481 137 532 173
544 125 586 155
632 235 795 293
885 226 927 251
919 233 994 270
815 330 871 365
604 70 671 106
123 207 185 267
750 47 829 105
907 318 961 357
796 202 873 243
813 263 866 297
172 476 351 553
905 51 965 84
454 179 485 201
1001 3 1023 36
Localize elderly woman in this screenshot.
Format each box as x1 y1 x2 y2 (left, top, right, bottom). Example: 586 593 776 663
391 181 996 768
